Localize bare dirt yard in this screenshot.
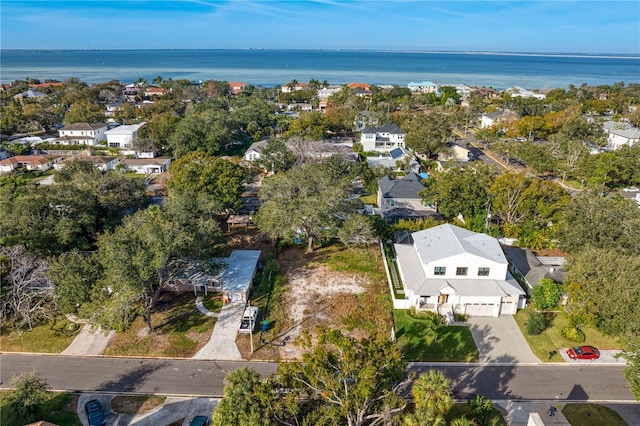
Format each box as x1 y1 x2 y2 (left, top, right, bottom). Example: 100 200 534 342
238 243 392 361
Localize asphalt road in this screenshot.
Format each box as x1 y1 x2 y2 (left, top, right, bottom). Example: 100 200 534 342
1 354 636 402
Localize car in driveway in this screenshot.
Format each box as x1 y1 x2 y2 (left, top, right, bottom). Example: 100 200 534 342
189 415 210 426
567 345 600 360
84 399 106 426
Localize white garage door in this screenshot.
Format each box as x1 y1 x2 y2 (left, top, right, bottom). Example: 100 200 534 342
466 303 496 316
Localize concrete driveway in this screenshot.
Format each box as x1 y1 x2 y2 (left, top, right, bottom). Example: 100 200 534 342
77 393 218 426
192 302 244 360
467 316 540 364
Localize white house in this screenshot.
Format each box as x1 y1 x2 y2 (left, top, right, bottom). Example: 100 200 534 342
504 86 546 99
57 123 108 146
603 122 640 150
0 155 60 173
394 224 526 317
367 147 419 173
317 86 342 109
54 155 120 172
281 82 309 93
408 81 439 94
120 157 171 174
243 139 270 162
480 110 518 130
105 123 145 150
361 123 406 152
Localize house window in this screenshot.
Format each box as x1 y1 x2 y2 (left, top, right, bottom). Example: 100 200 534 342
456 267 468 276
389 199 395 207
434 266 446 276
478 267 490 276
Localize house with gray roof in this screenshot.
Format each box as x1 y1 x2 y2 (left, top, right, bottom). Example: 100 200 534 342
394 224 526 316
377 172 437 223
57 123 108 146
367 147 419 173
604 121 640 150
361 123 406 152
243 139 270 162
480 110 518 129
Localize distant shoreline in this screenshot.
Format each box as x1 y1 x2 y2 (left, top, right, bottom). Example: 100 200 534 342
2 48 639 60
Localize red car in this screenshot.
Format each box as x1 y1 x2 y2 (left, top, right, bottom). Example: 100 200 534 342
567 346 600 360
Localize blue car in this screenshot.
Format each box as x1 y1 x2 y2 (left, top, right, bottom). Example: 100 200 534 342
84 399 106 426
189 416 210 426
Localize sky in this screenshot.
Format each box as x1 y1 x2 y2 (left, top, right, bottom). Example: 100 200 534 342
1 0 639 54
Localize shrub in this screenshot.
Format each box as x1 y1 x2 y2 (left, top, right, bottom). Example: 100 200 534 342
531 278 563 310
561 326 586 343
526 310 547 335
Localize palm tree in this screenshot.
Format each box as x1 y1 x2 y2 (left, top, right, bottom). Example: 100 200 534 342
411 370 453 416
450 417 475 426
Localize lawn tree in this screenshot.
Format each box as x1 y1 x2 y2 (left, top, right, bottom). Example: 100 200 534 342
420 163 496 228
62 99 105 124
168 109 231 157
276 329 411 426
257 138 296 173
403 370 453 425
48 250 102 316
403 111 452 159
256 162 358 253
555 191 640 255
565 247 640 337
168 152 247 212
0 245 54 330
211 368 274 426
6 371 51 425
96 192 223 332
530 278 563 310
337 215 376 248
622 335 640 400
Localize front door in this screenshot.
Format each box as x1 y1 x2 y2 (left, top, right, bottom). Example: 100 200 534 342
438 294 448 304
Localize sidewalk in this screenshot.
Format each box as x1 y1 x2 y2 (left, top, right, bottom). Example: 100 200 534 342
495 400 570 425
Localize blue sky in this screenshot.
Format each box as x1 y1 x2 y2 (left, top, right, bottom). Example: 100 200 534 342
1 1 639 53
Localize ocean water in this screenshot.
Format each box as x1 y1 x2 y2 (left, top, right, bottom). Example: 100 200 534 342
1 49 639 90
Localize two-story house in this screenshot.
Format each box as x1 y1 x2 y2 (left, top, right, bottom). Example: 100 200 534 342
377 172 437 223
361 123 406 152
394 224 526 317
105 123 145 150
57 123 108 146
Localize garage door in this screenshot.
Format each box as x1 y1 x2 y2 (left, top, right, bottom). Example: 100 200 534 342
500 301 515 315
465 303 496 316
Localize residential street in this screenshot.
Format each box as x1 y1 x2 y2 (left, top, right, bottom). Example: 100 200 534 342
1 354 636 402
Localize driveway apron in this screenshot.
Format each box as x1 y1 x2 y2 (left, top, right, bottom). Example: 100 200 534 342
467 316 540 363
192 302 244 360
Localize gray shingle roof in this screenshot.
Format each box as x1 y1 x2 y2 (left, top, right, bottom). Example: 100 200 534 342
61 123 107 131
378 172 425 199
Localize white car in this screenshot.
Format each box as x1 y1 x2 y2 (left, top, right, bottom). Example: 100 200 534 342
622 187 638 192
239 306 258 333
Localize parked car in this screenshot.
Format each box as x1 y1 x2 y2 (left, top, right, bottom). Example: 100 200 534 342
238 306 258 333
84 399 106 426
566 346 600 360
189 415 210 426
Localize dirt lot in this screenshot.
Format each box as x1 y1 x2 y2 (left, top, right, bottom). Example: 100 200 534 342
238 243 390 361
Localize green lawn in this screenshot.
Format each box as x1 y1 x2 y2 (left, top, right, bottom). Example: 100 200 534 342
0 391 81 426
105 292 217 357
562 403 627 426
514 308 620 362
394 309 479 362
0 317 82 353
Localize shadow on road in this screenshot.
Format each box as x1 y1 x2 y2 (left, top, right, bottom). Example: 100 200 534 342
98 360 168 393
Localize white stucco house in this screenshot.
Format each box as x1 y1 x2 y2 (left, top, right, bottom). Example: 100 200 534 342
57 123 109 146
105 123 145 150
361 123 406 152
243 139 270 162
408 81 439 94
54 155 120 172
0 155 60 173
120 157 171 174
480 110 518 130
603 121 640 150
393 224 526 317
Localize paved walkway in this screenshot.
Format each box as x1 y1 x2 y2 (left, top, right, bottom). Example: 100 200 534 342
467 316 540 364
192 302 244 360
61 324 115 356
195 296 218 317
495 400 570 425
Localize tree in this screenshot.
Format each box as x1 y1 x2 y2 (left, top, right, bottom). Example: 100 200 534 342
622 334 640 400
565 247 640 336
277 329 410 426
63 99 105 124
403 111 452 159
211 368 274 426
6 371 51 425
531 278 562 310
467 395 494 425
96 193 223 331
256 162 358 253
168 109 231 157
526 310 547 335
411 370 453 416
257 138 295 173
48 251 102 315
555 191 640 255
168 152 246 212
421 163 496 227
337 215 376 248
0 245 54 330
